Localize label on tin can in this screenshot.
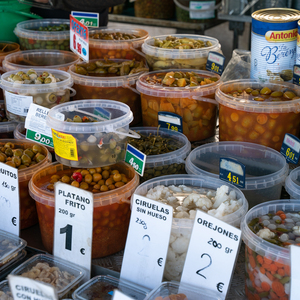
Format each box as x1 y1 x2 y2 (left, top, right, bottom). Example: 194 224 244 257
297 22 300 64
251 18 297 82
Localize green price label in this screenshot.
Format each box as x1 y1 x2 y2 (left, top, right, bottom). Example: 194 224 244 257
26 129 53 148
71 12 99 28
125 144 146 176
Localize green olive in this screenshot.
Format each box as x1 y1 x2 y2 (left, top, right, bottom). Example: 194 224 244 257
21 154 31 166
0 153 6 162
260 87 272 95
73 115 82 122
283 91 296 100
35 153 45 163
13 149 23 157
6 161 16 168
270 91 283 97
12 157 21 167
245 88 252 94
32 144 42 154
5 148 13 157
251 90 260 96
4 142 14 149
24 149 35 159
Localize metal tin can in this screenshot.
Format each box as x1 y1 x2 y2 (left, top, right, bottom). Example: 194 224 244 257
251 8 300 82
297 20 300 64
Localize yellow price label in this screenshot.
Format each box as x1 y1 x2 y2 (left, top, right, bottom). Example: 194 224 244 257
227 172 239 185
166 122 178 132
211 62 219 73
286 147 295 160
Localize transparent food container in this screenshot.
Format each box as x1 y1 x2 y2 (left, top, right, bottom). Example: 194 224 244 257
3 50 81 72
0 41 20 70
0 68 75 122
241 200 300 300
133 174 248 281
142 34 221 71
0 139 51 229
29 161 139 258
68 59 147 126
130 127 191 182
185 141 288 209
285 166 300 199
0 280 13 300
89 28 148 61
14 19 70 51
0 101 18 139
10 254 86 299
137 69 220 141
46 99 137 168
216 79 300 151
72 275 149 300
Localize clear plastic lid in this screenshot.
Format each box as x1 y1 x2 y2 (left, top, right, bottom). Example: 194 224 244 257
89 28 149 49
136 69 220 98
215 79 300 113
29 161 139 207
10 254 86 298
285 166 300 199
13 122 25 139
14 19 70 40
130 127 191 167
72 275 149 300
0 69 74 94
0 229 27 268
142 34 220 59
185 141 288 190
69 59 146 88
145 282 222 300
47 99 133 134
3 50 81 72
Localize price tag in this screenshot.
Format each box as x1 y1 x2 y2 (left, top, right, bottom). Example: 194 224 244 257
112 290 135 300
25 103 64 148
206 51 225 75
70 15 89 62
180 210 241 297
8 275 58 300
4 91 32 117
290 245 300 300
54 182 93 280
120 195 173 290
189 1 216 19
124 144 146 176
71 11 99 27
0 162 20 236
293 65 300 85
219 157 245 189
158 112 183 133
280 133 300 164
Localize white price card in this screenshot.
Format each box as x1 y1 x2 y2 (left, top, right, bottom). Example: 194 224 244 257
8 275 58 300
0 162 20 235
54 182 93 280
120 195 173 290
180 210 241 297
4 91 32 117
189 1 215 19
290 245 300 300
112 290 135 300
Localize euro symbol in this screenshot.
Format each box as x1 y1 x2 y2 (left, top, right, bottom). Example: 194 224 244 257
217 282 224 293
80 248 85 255
12 217 17 226
157 258 163 267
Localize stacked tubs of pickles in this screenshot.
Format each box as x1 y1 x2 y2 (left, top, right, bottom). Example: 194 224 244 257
137 70 220 141
69 58 148 125
128 127 191 182
89 28 148 61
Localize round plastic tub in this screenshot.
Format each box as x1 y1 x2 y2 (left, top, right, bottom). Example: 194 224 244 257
185 141 289 208
0 139 51 229
3 50 80 72
285 166 300 199
137 69 220 141
0 41 20 69
0 100 18 139
130 127 191 182
0 68 74 122
89 28 148 61
46 99 136 168
14 19 70 51
241 199 300 300
216 79 300 151
142 34 221 71
133 174 248 281
68 59 147 125
29 161 139 258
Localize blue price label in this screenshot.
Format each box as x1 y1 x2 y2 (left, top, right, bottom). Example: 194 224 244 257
158 112 183 133
125 144 146 176
293 65 300 86
280 133 300 164
93 107 111 120
206 51 225 75
219 158 245 189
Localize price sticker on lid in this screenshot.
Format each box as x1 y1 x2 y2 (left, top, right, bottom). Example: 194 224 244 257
280 133 300 164
206 51 225 75
125 144 146 176
71 11 99 27
158 112 183 133
219 157 245 189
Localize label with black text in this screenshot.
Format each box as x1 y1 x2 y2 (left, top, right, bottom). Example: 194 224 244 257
120 195 173 290
180 210 241 297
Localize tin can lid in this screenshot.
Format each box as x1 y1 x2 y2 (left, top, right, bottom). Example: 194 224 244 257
252 8 300 23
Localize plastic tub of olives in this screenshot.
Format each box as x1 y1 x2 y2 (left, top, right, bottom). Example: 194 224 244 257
142 34 222 71
129 127 191 182
0 68 75 122
46 99 140 168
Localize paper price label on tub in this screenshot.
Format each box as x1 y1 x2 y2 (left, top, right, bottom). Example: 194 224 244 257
206 51 225 75
9 275 58 300
180 210 241 297
0 162 20 236
219 158 245 189
290 245 300 300
71 11 99 27
280 133 300 164
113 290 135 300
54 182 93 278
4 91 32 117
125 144 146 176
120 195 173 290
70 15 89 62
158 112 183 133
293 65 300 86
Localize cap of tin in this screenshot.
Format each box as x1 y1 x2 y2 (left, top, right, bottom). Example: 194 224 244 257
252 8 300 23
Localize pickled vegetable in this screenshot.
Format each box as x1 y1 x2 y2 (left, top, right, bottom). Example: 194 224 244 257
66 115 96 123
153 36 213 49
90 31 140 40
7 69 61 84
35 24 69 31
